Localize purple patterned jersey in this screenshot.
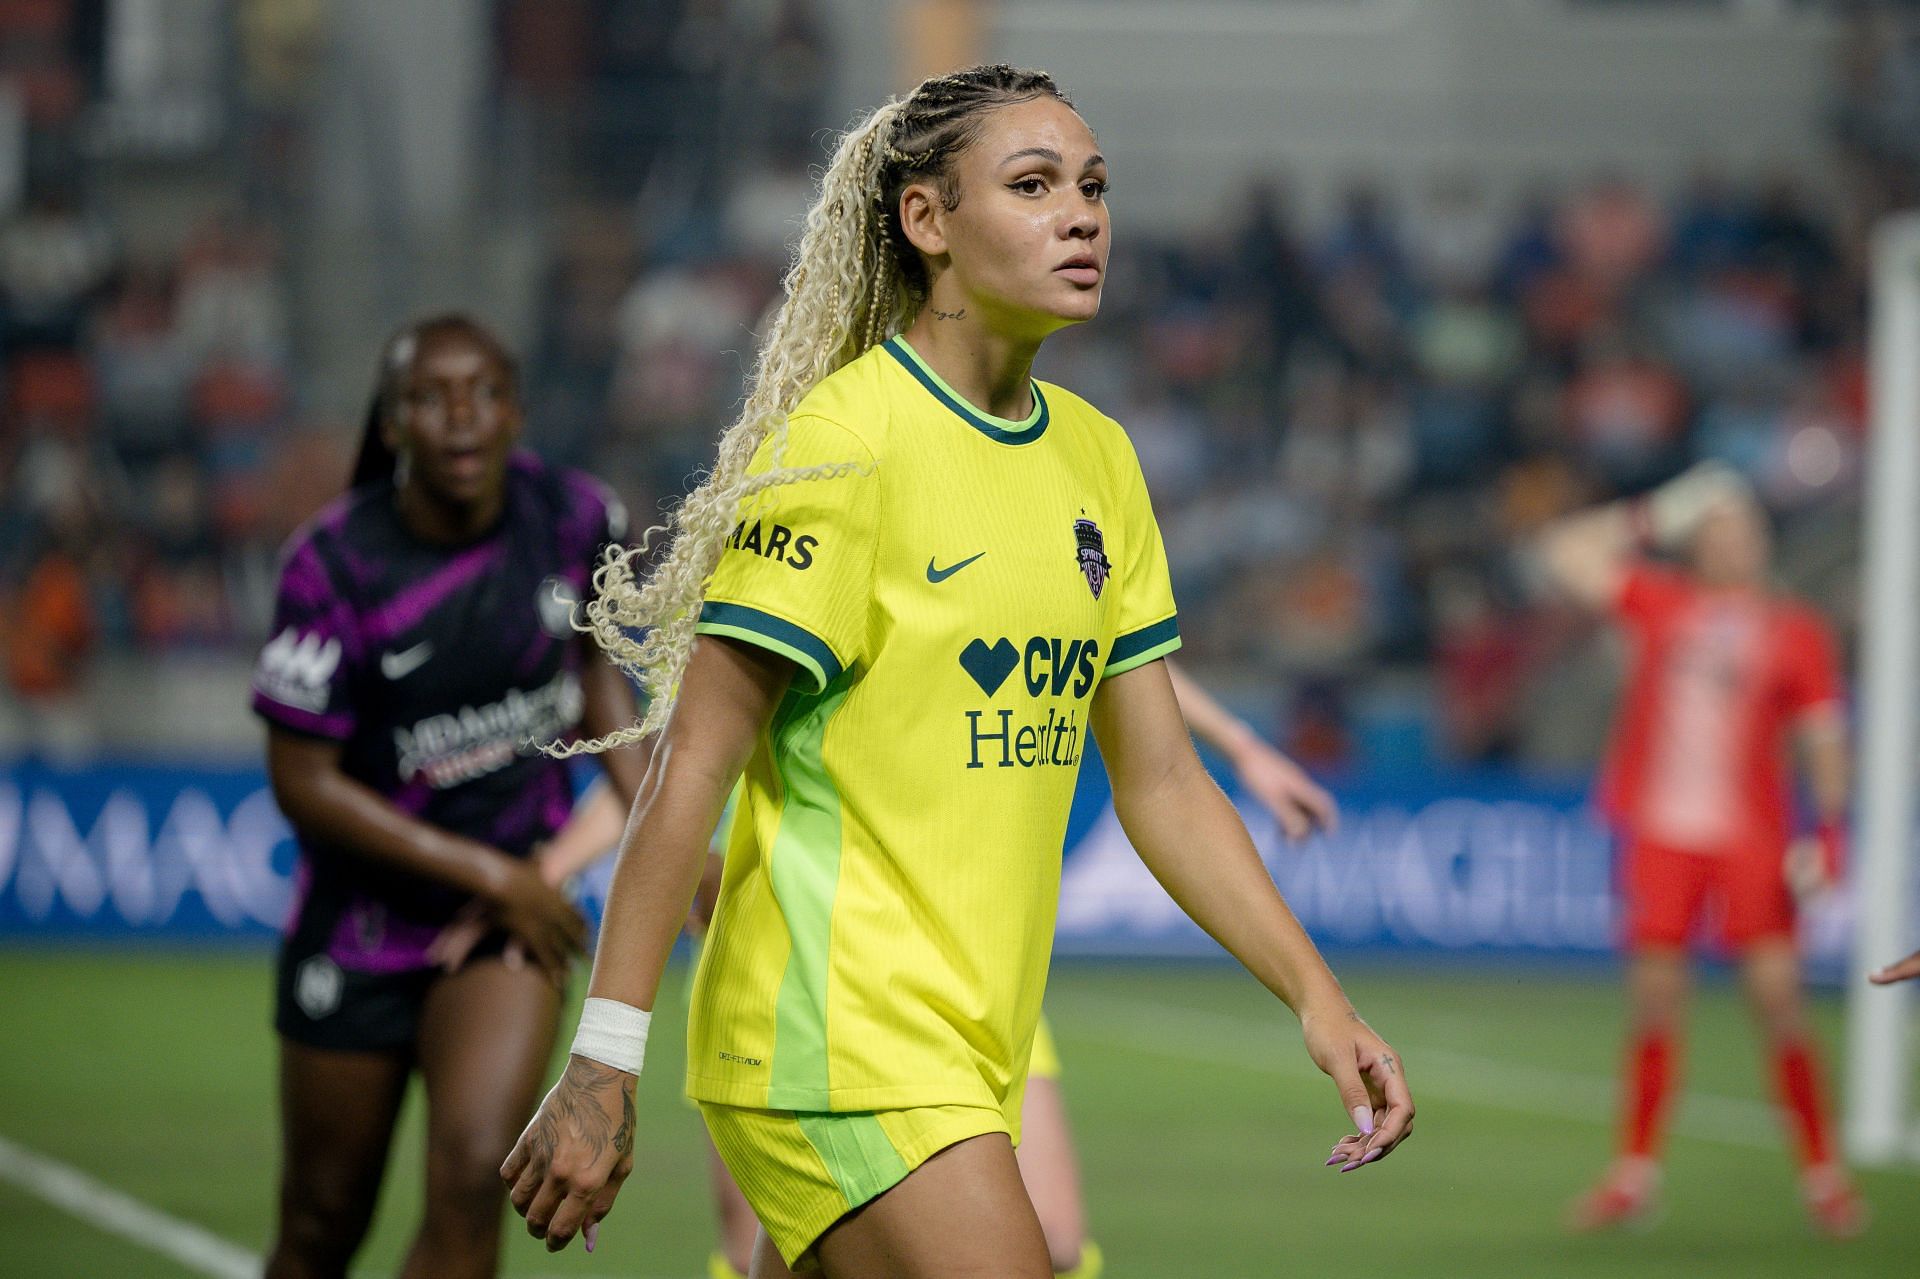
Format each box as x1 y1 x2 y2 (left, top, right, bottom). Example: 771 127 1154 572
252 451 626 971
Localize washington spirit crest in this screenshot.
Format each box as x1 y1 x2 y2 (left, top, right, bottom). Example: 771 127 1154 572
1074 517 1112 600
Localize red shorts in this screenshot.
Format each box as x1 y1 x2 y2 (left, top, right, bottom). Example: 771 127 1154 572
1619 838 1796 953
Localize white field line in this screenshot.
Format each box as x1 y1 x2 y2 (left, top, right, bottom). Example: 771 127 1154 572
0 1130 680 1279
0 1133 259 1279
1066 992 1920 1172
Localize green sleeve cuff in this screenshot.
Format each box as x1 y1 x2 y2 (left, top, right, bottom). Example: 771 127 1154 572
696 601 845 694
1105 615 1181 679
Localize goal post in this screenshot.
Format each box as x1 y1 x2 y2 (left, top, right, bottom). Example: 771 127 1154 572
1845 212 1920 1166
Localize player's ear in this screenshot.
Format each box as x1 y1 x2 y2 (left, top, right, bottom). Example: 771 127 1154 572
897 182 950 261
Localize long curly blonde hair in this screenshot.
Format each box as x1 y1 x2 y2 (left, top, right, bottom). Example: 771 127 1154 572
560 65 1070 753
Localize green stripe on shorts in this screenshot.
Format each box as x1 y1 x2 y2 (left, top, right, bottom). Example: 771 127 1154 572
795 1112 910 1210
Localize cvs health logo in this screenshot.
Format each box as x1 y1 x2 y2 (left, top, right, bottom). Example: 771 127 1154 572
957 635 1100 770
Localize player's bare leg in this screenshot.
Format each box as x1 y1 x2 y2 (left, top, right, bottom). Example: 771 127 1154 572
1739 938 1865 1238
709 1137 759 1277
811 1133 1053 1279
401 957 563 1278
749 1228 799 1279
265 1042 410 1278
1016 1076 1099 1275
1567 946 1687 1231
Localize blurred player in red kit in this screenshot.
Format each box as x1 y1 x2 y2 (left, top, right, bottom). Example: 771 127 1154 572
1535 464 1864 1238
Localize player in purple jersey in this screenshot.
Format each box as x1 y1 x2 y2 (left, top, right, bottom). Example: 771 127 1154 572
252 314 649 1279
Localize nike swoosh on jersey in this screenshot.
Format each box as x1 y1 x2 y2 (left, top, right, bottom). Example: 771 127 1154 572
380 642 434 680
926 552 987 583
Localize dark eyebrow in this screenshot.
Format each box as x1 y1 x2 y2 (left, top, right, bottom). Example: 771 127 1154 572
1001 147 1107 172
1002 146 1063 167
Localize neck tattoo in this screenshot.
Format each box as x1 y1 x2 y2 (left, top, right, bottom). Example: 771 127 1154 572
931 307 967 321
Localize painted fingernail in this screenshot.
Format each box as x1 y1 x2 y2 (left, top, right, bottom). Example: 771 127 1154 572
1325 1155 1343 1166
1351 1106 1375 1135
1363 1148 1383 1164
1340 1160 1361 1172
584 1222 598 1253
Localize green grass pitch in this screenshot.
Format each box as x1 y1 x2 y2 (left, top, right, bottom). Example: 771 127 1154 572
0 949 1914 1277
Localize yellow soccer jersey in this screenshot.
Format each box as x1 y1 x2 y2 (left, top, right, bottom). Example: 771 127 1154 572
686 335 1179 1117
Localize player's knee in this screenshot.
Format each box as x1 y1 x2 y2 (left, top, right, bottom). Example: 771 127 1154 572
276 1176 377 1268
421 1130 519 1240
431 1136 519 1218
1055 1239 1104 1278
418 1182 507 1267
1742 979 1805 1035
1629 1001 1682 1036
1752 996 1806 1041
1038 1213 1086 1273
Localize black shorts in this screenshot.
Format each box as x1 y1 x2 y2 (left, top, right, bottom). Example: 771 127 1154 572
273 924 511 1054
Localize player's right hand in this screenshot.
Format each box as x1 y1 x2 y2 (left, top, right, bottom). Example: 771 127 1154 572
1646 461 1749 547
503 1055 637 1252
1870 948 1920 985
490 860 587 982
1229 738 1338 841
1301 1003 1414 1172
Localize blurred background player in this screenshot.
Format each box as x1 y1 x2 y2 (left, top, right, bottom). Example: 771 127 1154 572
1534 463 1862 1238
252 314 648 1279
534 665 1337 1279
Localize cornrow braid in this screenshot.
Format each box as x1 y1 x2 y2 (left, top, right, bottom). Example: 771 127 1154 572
559 64 1072 754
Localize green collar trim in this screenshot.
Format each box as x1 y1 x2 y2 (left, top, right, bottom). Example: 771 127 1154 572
883 335 1049 445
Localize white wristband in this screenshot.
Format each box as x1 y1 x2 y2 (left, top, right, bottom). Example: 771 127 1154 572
570 997 651 1076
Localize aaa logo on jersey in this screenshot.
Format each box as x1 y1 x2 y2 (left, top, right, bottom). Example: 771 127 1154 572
256 627 343 712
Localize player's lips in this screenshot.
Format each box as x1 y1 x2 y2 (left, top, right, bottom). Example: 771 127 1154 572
1055 254 1101 286
440 444 489 482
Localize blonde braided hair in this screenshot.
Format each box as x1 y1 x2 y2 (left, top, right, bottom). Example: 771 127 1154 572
559 65 1068 753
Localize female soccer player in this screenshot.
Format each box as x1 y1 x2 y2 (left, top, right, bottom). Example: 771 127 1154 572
1536 464 1864 1237
253 314 648 1279
531 668 1337 1278
502 66 1412 1277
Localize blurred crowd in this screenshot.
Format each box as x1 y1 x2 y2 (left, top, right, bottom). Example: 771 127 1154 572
6 0 1920 769
544 164 1871 769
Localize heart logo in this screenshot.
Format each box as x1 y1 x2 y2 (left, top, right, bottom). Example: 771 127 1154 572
958 637 1019 696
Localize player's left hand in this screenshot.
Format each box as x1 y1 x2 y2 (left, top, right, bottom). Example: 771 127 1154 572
430 890 541 976
1301 1003 1413 1172
503 1054 637 1252
429 906 483 972
1229 737 1338 841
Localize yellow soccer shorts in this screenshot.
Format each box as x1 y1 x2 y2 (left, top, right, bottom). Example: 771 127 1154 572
699 1102 1012 1268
